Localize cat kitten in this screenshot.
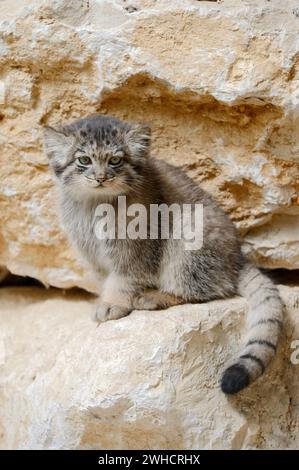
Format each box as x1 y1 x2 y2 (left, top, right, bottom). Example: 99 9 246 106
43 114 283 394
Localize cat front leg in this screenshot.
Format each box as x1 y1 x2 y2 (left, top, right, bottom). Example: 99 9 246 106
92 273 137 323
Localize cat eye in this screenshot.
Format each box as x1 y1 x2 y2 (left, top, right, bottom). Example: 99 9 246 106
77 156 92 166
109 155 123 166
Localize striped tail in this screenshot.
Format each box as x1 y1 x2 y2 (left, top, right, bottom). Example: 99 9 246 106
221 262 284 394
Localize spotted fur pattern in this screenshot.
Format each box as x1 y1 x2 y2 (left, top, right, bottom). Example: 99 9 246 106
43 114 283 394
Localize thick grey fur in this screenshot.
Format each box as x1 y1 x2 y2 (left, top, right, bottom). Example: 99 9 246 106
43 114 284 394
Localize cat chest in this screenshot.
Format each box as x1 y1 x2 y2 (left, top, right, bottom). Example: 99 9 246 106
75 223 114 270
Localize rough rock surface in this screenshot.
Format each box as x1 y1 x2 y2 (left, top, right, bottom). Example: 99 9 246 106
1 283 299 450
0 0 299 289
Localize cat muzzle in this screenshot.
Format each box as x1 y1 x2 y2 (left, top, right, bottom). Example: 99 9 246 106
86 176 115 188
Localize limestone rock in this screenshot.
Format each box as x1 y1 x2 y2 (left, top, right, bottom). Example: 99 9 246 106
0 283 299 449
0 0 299 289
0 267 8 283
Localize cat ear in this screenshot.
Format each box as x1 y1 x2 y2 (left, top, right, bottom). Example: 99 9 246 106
43 126 76 170
125 124 151 157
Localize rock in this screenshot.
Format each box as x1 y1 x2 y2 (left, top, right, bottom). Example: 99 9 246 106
0 267 8 283
0 0 299 289
0 283 299 449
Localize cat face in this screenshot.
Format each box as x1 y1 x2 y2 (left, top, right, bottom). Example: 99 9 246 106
43 114 151 199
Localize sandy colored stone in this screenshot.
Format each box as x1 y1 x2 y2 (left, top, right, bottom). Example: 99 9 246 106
0 0 299 289
0 283 299 450
0 267 8 283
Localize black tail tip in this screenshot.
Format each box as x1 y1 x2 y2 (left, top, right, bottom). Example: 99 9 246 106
221 364 250 394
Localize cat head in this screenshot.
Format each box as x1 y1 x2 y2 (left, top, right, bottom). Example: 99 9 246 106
43 114 151 199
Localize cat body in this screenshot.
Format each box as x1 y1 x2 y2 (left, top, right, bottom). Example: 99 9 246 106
60 156 240 300
43 114 283 394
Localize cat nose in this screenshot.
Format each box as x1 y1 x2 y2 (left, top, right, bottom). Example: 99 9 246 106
96 176 106 183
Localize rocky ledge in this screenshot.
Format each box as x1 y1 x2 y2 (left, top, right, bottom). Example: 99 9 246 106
1 282 299 449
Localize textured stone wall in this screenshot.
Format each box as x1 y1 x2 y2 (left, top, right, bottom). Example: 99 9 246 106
1 0 299 451
0 0 298 289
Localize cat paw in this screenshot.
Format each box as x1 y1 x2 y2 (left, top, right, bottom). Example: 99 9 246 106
133 295 160 310
92 303 132 323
